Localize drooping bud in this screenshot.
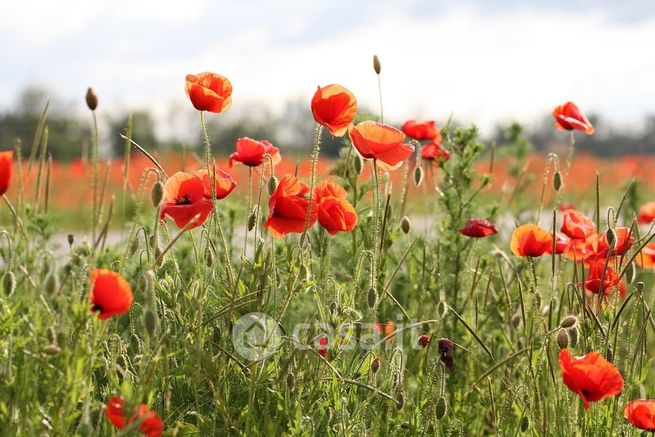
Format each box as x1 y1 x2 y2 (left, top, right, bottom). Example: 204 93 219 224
568 326 579 348
268 176 278 195
85 87 98 111
556 328 569 350
367 286 378 309
520 415 529 433
144 309 158 338
205 246 214 267
413 166 424 187
400 216 411 234
151 181 164 207
248 208 257 231
371 356 380 373
435 396 447 420
559 315 577 329
553 171 562 191
373 54 382 75
2 271 16 295
44 273 58 295
353 155 363 175
606 228 616 248
67 234 74 246
418 334 431 348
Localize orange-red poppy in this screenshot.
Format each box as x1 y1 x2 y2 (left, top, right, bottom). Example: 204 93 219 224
559 348 623 410
596 227 634 257
228 137 281 168
0 151 13 196
185 72 232 113
553 101 594 135
106 396 164 437
264 175 317 238
160 172 213 229
546 233 569 255
459 218 497 238
420 142 450 163
311 84 357 137
402 120 441 141
196 168 237 200
314 180 357 235
349 121 415 169
624 400 655 432
638 202 655 224
583 261 626 298
636 242 655 268
510 224 552 257
561 209 596 240
90 269 134 320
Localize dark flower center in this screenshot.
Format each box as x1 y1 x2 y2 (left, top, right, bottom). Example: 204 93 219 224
91 303 103 313
176 194 193 205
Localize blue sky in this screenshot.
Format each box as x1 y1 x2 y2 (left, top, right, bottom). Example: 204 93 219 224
1 0 654 137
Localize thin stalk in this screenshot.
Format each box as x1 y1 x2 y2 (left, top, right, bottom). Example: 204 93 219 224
300 124 323 246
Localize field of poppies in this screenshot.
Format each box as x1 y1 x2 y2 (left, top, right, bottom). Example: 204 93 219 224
2 59 655 436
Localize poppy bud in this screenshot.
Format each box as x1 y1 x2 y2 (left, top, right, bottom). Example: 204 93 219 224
205 246 214 267
520 415 529 433
44 273 57 295
85 87 98 111
553 171 562 191
43 344 61 356
418 334 431 348
373 54 381 75
413 166 423 187
625 261 636 284
154 246 164 267
46 326 56 344
371 356 380 373
268 176 278 195
151 181 164 207
3 271 15 295
435 396 447 420
606 346 613 362
395 391 405 410
568 326 579 348
367 286 378 309
556 328 569 350
559 315 577 329
67 234 74 246
353 154 363 175
248 208 257 231
144 309 158 338
400 216 411 234
128 238 139 256
606 228 616 248
286 372 296 390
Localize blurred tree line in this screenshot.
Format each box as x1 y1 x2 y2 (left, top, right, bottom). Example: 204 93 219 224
1 86 653 161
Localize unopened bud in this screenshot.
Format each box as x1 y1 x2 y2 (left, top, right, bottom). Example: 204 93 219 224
353 155 363 175
520 415 529 433
46 327 56 344
67 234 74 246
268 176 278 195
248 208 257 231
395 391 405 410
154 246 164 267
367 287 378 309
85 87 98 111
606 346 613 362
44 273 57 295
413 166 424 187
373 54 381 75
556 328 569 350
205 247 214 267
286 372 296 390
568 326 579 348
435 396 447 420
400 216 411 234
553 171 562 191
606 228 616 247
144 310 158 338
151 181 164 207
129 238 139 256
418 334 431 348
371 356 380 373
559 315 577 329
43 344 61 356
3 271 16 295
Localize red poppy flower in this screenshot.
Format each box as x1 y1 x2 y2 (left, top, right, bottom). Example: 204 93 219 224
418 334 431 348
561 209 596 240
559 349 623 410
90 269 134 320
438 338 455 371
636 243 655 269
402 120 441 141
196 168 237 200
553 101 594 135
510 224 552 257
185 72 232 113
420 142 450 162
311 84 357 137
105 396 164 437
459 218 497 238
317 336 328 357
313 180 357 235
596 227 634 257
0 151 13 196
624 399 655 432
264 175 317 238
559 203 576 212
583 261 626 298
228 137 281 168
160 172 213 229
638 202 655 224
546 233 570 255
349 121 415 168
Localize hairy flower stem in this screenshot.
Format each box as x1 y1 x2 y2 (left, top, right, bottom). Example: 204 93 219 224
300 124 323 247
243 167 252 257
91 111 99 244
564 131 575 179
371 159 381 283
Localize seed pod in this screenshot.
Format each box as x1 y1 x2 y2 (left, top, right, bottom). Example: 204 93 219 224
553 171 562 191
353 155 363 175
559 315 578 329
435 396 447 420
151 181 164 207
413 166 424 187
268 176 278 195
373 54 382 75
85 87 98 111
44 273 57 295
400 216 411 234
556 328 569 350
128 238 139 256
395 391 405 410
144 310 158 338
367 287 378 309
520 415 529 433
205 246 214 267
67 234 74 246
43 344 61 356
3 271 16 295
567 326 579 348
371 356 380 373
247 208 257 231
